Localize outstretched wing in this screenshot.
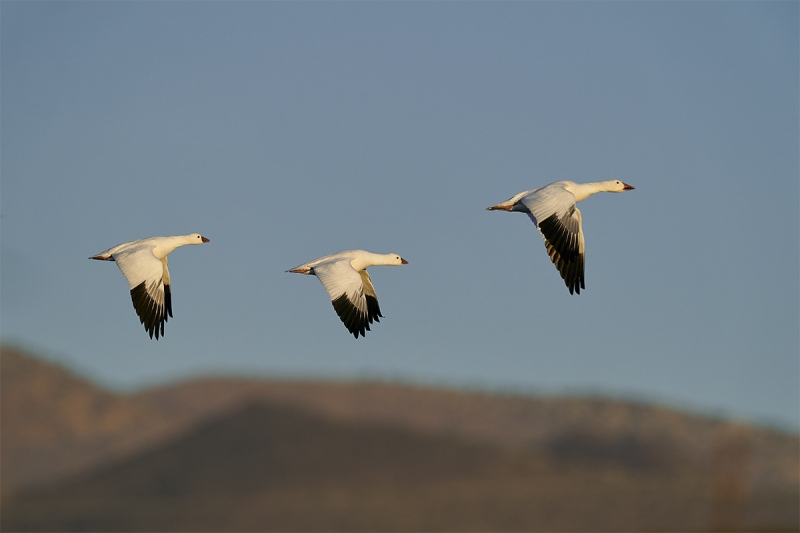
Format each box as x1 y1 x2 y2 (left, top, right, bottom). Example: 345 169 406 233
113 246 173 339
314 261 380 338
522 187 586 295
359 269 383 326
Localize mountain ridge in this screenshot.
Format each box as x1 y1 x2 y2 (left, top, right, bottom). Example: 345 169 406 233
2 345 797 531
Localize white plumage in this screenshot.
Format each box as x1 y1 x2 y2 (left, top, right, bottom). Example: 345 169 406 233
90 233 210 339
287 250 408 338
487 180 634 294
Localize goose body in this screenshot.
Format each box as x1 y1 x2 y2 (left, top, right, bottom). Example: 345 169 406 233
287 250 408 338
487 180 634 294
90 233 210 339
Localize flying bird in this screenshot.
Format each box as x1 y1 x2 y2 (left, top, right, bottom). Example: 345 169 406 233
90 233 210 339
487 180 634 294
287 250 408 338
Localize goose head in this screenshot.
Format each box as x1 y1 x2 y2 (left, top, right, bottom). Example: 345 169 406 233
388 253 409 265
188 233 211 244
610 180 635 192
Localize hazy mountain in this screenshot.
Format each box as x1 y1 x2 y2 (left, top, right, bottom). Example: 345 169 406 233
2 345 797 531
1 346 205 490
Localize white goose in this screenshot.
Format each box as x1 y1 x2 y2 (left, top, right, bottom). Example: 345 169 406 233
287 250 408 338
487 180 634 294
90 234 210 339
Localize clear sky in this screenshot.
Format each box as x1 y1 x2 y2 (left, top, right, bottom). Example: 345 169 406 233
2 1 798 431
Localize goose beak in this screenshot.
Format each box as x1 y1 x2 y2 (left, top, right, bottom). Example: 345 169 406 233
201 236 210 243
486 204 512 211
622 183 635 191
401 258 409 265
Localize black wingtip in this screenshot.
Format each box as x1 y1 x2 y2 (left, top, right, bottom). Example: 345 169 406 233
130 281 168 340
332 293 372 339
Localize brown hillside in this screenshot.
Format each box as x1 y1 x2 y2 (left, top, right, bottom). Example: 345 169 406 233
138 375 800 489
2 345 798 531
1 346 206 491
0 402 741 532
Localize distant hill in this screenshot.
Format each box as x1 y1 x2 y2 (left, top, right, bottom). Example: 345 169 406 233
2 345 797 532
1 346 199 490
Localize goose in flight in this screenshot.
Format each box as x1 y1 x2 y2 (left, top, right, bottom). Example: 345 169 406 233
487 180 634 294
287 250 408 338
90 233 210 339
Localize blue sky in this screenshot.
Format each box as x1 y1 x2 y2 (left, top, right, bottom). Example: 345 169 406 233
2 1 798 431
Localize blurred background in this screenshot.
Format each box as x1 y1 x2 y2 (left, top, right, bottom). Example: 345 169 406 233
2 2 797 531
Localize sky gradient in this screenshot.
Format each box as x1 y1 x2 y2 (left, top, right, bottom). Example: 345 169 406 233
2 1 798 431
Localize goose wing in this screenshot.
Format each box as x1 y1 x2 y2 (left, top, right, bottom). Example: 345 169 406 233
359 269 383 326
521 186 586 295
313 260 379 338
113 245 173 339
